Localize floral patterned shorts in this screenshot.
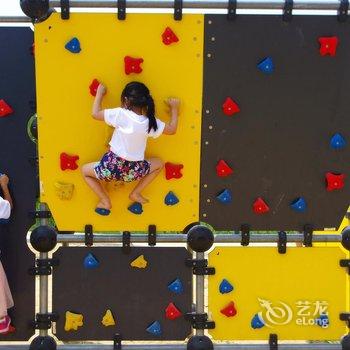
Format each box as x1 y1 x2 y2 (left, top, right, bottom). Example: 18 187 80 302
94 151 151 182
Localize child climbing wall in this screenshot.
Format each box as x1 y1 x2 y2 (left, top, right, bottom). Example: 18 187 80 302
35 13 204 232
82 82 180 216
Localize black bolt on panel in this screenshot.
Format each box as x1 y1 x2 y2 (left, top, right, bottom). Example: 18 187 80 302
52 247 192 341
201 15 350 231
0 28 37 340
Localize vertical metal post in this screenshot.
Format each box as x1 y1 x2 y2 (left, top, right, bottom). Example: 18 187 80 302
195 251 205 336
39 203 49 337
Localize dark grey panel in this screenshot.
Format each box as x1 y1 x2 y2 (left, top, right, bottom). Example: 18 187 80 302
0 27 36 341
201 15 350 231
52 247 192 341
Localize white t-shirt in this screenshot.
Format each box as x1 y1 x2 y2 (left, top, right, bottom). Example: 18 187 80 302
0 196 11 220
104 107 165 161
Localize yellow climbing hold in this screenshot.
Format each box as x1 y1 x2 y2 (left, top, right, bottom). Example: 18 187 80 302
102 309 116 327
55 181 74 200
64 311 83 331
130 255 148 269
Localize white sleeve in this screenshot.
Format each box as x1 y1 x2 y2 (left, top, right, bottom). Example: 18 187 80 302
148 118 165 139
0 197 11 220
104 108 123 128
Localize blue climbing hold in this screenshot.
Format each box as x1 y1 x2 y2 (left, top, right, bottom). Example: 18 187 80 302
168 278 184 294
216 189 232 204
251 314 265 329
65 37 81 53
164 191 179 206
257 57 274 74
290 197 307 212
83 253 99 269
95 207 111 216
128 202 143 215
330 133 346 150
146 321 162 336
219 279 234 294
315 314 329 328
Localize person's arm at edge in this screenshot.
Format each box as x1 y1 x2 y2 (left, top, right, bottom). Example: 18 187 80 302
163 98 180 135
0 176 13 209
92 84 107 121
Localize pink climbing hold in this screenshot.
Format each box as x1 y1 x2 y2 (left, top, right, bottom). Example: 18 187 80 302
222 97 240 116
162 27 179 45
0 99 13 118
124 56 144 75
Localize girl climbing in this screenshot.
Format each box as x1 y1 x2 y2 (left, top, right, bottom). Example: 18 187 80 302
82 81 180 215
0 174 15 334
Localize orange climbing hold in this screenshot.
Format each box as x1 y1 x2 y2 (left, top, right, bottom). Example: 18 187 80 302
216 160 233 177
124 56 144 75
60 152 79 171
165 162 183 180
220 301 237 318
253 197 270 214
162 27 179 45
165 302 182 320
0 99 13 118
222 97 240 116
89 78 100 96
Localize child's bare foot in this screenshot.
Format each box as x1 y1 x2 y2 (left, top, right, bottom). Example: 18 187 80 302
97 199 112 210
129 192 149 204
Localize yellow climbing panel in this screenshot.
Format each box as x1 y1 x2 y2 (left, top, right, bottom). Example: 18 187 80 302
35 13 203 232
208 245 350 341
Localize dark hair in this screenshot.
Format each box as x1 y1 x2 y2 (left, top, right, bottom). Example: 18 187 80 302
121 82 157 133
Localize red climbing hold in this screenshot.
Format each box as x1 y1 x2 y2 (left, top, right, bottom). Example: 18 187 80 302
253 197 270 214
0 99 13 118
162 27 179 45
222 97 240 116
165 162 183 180
326 172 345 191
124 56 144 75
165 302 182 320
216 160 233 177
89 79 100 97
319 36 339 57
60 152 79 171
220 301 237 318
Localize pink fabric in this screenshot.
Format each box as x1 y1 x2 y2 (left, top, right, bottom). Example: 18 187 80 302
0 262 13 317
